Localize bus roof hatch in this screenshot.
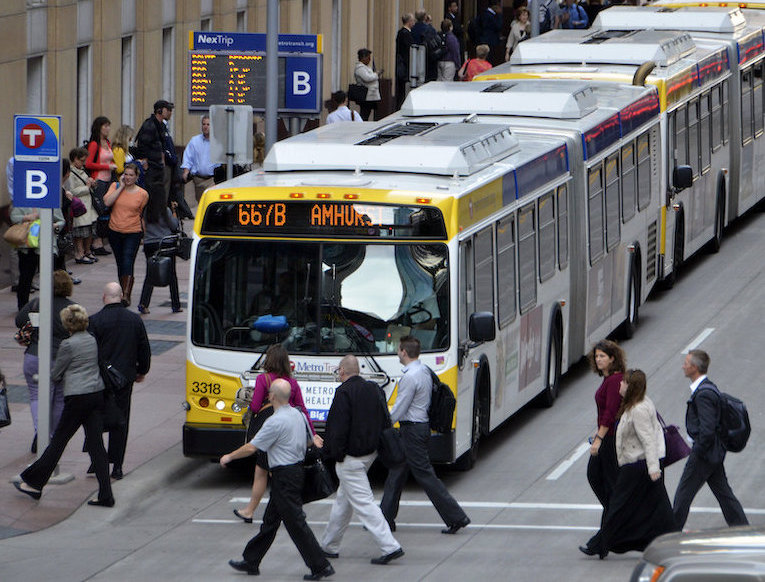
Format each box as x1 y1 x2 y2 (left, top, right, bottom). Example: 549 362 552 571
399 80 598 119
593 6 748 33
264 122 520 176
509 29 697 67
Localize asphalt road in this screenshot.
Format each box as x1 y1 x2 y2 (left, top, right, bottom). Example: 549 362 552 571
1 210 764 582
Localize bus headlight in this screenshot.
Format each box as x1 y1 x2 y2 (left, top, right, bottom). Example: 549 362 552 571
215 400 226 411
232 402 243 413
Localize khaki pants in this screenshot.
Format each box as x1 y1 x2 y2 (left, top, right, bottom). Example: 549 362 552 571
191 175 215 202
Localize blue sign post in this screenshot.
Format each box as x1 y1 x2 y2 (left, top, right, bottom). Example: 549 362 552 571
11 114 63 468
13 115 61 209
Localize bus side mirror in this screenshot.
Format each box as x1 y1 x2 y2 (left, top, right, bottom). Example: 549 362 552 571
673 165 693 191
469 312 496 343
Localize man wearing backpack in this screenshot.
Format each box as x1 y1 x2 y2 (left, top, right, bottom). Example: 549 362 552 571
672 350 748 529
380 336 470 535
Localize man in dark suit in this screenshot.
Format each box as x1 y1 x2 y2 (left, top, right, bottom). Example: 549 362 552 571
672 350 748 529
395 13 415 110
89 281 151 480
446 1 465 58
479 1 504 66
320 355 403 565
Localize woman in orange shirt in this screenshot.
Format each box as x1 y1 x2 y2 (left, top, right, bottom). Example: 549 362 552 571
103 163 149 305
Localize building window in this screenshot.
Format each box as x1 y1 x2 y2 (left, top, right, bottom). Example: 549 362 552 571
76 47 91 145
201 18 212 32
162 27 174 129
237 11 247 32
121 36 134 128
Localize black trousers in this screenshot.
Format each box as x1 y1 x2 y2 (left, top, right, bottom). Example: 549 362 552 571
242 463 329 574
139 242 180 311
380 421 467 527
22 391 112 501
106 384 134 469
673 451 748 529
16 249 38 311
359 100 378 121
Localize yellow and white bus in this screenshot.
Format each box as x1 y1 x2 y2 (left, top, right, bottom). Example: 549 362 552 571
183 78 681 469
479 28 732 285
593 6 765 223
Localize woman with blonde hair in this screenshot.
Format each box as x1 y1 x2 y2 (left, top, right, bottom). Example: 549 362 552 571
14 304 114 507
111 125 135 178
581 369 676 558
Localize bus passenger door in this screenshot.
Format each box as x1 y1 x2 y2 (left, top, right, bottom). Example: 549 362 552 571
457 239 476 456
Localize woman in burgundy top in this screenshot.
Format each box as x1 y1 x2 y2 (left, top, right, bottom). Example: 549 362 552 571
232 344 322 523
580 339 626 556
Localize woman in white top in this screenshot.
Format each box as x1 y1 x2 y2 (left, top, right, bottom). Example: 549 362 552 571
580 369 677 559
353 48 383 121
505 8 532 61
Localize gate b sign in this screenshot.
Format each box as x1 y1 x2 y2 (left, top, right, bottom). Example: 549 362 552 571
13 115 61 209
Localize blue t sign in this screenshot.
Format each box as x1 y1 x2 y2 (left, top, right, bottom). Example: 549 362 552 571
13 115 62 209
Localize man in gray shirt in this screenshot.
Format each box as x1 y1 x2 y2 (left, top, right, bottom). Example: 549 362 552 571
222 379 335 580
380 336 470 534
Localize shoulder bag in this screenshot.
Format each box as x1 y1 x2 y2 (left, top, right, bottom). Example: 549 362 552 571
0 380 11 428
347 83 368 104
4 222 31 247
302 417 337 503
657 412 691 467
377 386 405 467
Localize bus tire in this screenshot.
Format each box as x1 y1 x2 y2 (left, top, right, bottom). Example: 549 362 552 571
621 257 640 339
709 176 725 254
538 314 562 408
663 209 684 289
454 365 488 471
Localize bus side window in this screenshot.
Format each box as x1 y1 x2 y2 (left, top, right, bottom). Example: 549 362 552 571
742 67 753 145
587 164 604 264
604 153 620 251
474 226 495 315
458 239 474 343
723 80 730 144
675 104 688 169
557 184 568 270
637 133 652 211
538 191 556 282
688 98 699 178
712 85 722 151
621 142 636 223
518 204 537 313
700 91 711 173
496 214 517 328
754 62 764 139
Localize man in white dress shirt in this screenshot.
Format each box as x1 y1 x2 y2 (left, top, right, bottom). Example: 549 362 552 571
181 115 220 202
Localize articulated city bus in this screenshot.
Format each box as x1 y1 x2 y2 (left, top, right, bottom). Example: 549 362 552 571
183 78 680 469
479 29 732 285
593 6 765 222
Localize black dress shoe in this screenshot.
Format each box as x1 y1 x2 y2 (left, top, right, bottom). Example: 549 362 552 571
323 550 339 559
14 480 41 500
303 564 335 580
441 516 470 534
93 247 111 255
579 545 598 556
88 497 115 507
228 559 260 575
111 467 123 480
233 509 253 523
371 547 404 565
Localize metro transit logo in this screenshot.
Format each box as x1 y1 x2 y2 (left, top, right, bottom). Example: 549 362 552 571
14 116 60 162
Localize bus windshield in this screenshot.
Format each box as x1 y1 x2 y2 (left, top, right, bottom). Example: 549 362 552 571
191 240 449 355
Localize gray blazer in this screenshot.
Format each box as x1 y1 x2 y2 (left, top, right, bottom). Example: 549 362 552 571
51 331 104 397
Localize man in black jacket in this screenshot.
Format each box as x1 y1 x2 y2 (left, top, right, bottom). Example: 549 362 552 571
320 355 403 565
88 282 151 479
133 100 174 208
395 13 414 110
672 350 748 529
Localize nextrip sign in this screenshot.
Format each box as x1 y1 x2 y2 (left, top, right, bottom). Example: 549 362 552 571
188 31 323 114
13 115 61 209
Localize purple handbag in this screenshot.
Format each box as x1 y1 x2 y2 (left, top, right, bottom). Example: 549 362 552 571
658 413 691 466
70 196 87 217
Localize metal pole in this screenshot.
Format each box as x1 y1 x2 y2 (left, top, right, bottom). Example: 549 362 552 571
265 0 279 155
530 0 540 38
37 208 53 457
226 107 234 181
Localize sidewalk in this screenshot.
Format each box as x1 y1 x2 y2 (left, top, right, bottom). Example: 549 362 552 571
0 216 194 539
